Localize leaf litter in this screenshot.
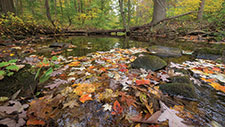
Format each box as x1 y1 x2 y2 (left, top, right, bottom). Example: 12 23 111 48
1 47 225 126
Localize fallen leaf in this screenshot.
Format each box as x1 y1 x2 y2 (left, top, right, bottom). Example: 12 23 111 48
111 100 123 115
103 103 112 111
158 101 188 127
136 79 150 85
26 117 45 126
79 94 93 103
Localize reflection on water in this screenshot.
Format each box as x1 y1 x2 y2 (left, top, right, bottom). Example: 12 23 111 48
50 36 149 57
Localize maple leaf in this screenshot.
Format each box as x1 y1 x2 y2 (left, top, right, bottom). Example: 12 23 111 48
103 103 112 111
111 100 123 115
158 101 188 127
79 94 93 103
73 83 96 96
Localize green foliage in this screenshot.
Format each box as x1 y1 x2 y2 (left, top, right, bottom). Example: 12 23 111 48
34 56 60 84
0 59 21 80
6 65 20 71
39 67 53 84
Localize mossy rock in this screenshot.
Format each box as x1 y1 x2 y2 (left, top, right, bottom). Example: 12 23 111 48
160 76 196 99
131 55 167 71
0 65 37 98
159 83 196 99
171 76 191 84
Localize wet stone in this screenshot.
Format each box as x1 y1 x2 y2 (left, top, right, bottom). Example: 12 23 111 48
160 76 197 99
131 55 167 71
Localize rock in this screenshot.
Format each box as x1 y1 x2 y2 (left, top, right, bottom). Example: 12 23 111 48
0 65 38 98
49 42 69 48
147 46 182 57
194 48 222 60
159 76 196 99
171 76 191 84
131 55 167 71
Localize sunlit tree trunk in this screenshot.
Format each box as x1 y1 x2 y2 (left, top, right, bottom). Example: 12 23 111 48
152 0 166 24
0 0 15 15
197 0 205 20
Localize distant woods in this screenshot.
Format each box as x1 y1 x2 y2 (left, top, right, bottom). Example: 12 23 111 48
0 0 224 30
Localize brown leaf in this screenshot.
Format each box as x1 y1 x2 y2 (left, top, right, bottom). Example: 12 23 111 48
129 111 161 124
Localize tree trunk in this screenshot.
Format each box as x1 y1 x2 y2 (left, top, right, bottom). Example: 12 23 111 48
152 0 166 24
119 0 127 32
74 0 77 13
197 0 205 20
59 0 64 19
127 0 131 32
0 0 15 15
45 0 55 27
54 0 57 19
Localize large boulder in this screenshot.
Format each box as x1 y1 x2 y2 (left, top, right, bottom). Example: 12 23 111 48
147 45 182 57
131 55 167 71
159 76 196 99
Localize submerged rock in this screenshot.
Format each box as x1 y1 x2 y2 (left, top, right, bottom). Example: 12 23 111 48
160 76 196 99
131 55 167 71
194 48 222 60
147 45 182 57
49 42 69 48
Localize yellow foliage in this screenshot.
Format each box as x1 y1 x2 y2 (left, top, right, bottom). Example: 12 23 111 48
171 0 224 18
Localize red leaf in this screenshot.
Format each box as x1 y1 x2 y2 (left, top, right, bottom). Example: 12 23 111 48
136 79 150 85
26 117 45 126
111 100 123 115
120 68 128 72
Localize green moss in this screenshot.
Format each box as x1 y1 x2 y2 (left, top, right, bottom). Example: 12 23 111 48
160 83 196 98
131 55 167 71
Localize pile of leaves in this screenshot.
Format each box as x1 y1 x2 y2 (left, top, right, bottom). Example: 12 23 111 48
24 48 196 126
1 47 224 126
